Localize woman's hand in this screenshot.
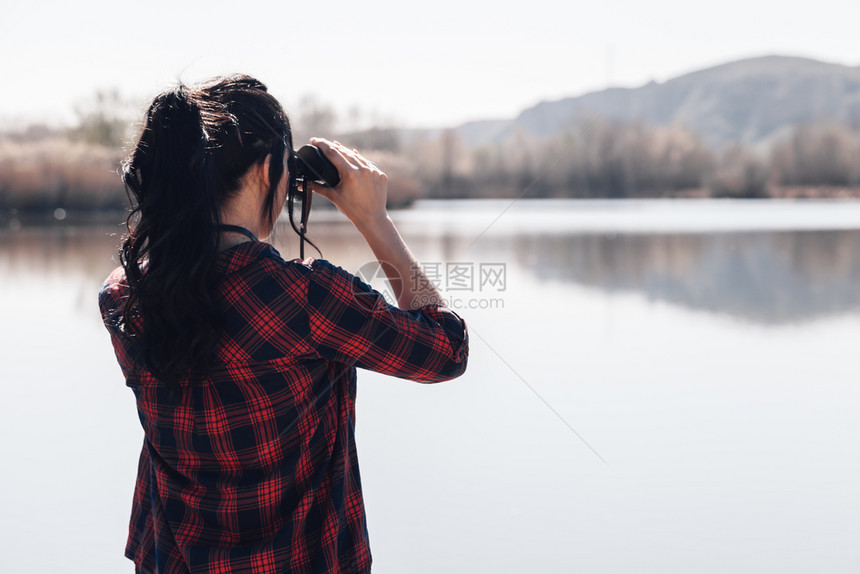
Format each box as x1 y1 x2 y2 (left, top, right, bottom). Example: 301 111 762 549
308 137 389 229
308 138 447 311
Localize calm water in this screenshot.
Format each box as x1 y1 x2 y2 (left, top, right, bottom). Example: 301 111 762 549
1 199 859 573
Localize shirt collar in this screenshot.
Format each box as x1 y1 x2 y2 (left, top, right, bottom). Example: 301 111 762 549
213 241 282 276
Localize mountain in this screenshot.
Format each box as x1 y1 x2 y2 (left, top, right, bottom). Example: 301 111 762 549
455 55 860 149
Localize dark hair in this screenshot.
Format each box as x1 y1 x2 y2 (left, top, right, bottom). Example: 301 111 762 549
118 74 291 395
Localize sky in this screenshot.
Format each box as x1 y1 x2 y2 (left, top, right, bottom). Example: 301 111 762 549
1 0 859 130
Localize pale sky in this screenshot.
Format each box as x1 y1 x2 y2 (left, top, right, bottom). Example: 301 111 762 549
2 0 858 130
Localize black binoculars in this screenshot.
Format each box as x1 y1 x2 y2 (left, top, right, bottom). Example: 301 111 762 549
289 145 340 259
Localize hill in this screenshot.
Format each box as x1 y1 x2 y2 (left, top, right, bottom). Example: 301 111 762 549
456 55 860 149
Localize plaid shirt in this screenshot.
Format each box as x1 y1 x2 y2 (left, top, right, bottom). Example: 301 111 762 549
99 241 469 573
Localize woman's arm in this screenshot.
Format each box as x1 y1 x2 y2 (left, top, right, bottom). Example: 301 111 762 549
292 257 468 383
353 213 444 310
308 138 446 310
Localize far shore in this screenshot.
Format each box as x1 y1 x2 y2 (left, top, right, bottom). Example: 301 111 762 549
673 186 860 200
4 189 860 231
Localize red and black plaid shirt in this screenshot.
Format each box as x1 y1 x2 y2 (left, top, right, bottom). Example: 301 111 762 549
99 241 469 573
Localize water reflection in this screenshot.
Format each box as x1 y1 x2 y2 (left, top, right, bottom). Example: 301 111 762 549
501 230 860 324
2 225 859 325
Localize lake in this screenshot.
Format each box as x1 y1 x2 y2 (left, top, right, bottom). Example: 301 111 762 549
1 199 858 573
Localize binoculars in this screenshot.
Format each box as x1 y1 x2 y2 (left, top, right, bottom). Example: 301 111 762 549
290 145 340 258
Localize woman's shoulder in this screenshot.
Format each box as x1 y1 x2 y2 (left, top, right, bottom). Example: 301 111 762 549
98 265 129 326
100 265 128 296
216 242 319 275
217 243 351 297
279 256 369 293
225 242 350 281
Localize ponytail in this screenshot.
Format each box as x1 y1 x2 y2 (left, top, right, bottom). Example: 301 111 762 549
120 86 222 394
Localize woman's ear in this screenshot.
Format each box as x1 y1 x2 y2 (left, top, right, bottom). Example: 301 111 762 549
243 155 271 192
259 153 272 188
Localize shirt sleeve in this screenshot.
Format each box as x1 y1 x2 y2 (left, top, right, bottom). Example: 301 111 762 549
294 258 469 383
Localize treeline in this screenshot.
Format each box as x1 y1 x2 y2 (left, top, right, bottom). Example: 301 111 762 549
395 119 860 200
3 91 860 219
0 93 422 216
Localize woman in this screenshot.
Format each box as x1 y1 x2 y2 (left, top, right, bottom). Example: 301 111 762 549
99 74 469 573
